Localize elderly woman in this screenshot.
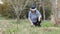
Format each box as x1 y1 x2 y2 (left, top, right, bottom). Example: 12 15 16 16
28 5 42 26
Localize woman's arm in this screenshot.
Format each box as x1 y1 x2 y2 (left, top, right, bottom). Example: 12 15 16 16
37 10 42 21
38 16 42 22
28 11 33 25
28 18 33 25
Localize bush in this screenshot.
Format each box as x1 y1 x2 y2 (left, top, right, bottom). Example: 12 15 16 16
0 3 16 19
0 0 52 19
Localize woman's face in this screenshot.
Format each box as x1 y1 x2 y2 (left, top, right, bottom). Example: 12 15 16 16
30 8 36 13
31 9 36 13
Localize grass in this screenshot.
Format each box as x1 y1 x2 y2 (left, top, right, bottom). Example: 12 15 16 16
0 17 60 34
0 16 5 20
41 20 54 27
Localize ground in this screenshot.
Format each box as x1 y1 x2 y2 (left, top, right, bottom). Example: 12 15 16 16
0 17 60 34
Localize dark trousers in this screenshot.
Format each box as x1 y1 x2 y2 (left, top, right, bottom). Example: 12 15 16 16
33 19 41 26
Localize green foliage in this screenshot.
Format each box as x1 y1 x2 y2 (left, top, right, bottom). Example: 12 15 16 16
43 0 52 20
41 20 54 27
45 4 52 19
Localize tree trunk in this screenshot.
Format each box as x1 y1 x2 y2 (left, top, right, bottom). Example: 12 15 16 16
42 0 45 21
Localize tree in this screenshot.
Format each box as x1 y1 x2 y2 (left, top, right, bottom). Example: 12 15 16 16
7 0 29 23
51 0 60 26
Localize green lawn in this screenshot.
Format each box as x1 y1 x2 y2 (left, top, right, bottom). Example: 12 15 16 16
0 17 60 34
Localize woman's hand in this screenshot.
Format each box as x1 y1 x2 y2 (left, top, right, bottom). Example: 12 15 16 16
28 18 34 26
31 23 35 27
31 23 33 26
